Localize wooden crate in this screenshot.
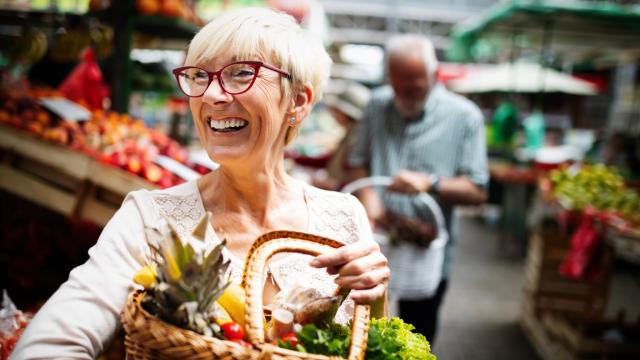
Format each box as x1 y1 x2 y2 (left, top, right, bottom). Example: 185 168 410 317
524 225 612 318
521 301 640 360
521 300 575 360
542 312 640 359
0 125 158 226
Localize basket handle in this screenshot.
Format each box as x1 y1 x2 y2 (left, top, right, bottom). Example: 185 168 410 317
241 230 370 360
340 176 448 240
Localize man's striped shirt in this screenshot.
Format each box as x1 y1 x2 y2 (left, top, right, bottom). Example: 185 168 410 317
348 83 489 299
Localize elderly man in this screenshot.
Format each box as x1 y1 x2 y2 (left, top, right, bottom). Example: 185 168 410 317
348 34 488 344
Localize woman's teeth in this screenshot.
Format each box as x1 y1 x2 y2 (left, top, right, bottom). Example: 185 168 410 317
209 118 248 132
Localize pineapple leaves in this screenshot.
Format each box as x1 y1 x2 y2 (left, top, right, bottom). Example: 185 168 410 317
140 213 232 338
168 222 195 270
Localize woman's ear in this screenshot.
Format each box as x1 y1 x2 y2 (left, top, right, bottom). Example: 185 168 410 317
287 83 314 124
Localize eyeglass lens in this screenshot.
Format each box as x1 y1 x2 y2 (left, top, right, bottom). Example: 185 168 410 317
176 64 258 96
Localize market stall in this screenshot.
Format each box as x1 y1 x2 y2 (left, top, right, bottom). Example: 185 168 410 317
521 164 640 359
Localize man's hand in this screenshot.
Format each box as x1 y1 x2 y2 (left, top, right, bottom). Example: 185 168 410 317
388 170 432 194
310 240 390 304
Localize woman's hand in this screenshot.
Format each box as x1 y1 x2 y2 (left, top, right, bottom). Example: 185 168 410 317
309 240 389 304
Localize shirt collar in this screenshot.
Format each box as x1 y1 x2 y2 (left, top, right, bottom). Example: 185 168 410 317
396 83 444 122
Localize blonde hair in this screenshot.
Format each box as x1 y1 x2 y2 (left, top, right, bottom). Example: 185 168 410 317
186 7 331 107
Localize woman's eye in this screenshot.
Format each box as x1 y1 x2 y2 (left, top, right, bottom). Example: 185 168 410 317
233 69 255 77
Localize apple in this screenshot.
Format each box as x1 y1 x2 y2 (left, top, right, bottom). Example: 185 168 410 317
144 163 163 183
127 156 143 174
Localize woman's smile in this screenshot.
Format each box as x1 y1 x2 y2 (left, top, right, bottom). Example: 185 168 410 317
207 117 249 133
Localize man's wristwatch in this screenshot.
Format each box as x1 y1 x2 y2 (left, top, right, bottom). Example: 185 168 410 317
428 174 441 195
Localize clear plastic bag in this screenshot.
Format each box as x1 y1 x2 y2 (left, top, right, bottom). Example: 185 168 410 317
0 290 31 360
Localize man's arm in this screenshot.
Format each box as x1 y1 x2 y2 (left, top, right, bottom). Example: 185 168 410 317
388 104 489 205
388 170 486 205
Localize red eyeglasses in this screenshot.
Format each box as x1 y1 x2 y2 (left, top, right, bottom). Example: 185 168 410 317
172 61 292 97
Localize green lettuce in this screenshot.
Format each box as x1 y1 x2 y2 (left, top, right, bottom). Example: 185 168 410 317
366 317 436 360
280 317 436 360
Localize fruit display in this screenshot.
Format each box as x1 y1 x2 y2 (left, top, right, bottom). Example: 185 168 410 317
4 27 47 66
49 24 113 63
135 0 203 26
0 89 195 188
550 164 640 221
94 0 205 26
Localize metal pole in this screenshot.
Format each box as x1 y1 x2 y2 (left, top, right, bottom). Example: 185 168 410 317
537 18 553 112
111 0 134 113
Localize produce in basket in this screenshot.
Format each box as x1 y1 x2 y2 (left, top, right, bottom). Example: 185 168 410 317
133 212 247 342
127 213 437 359
277 317 436 360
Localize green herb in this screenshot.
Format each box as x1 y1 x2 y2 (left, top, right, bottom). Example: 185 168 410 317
280 317 436 360
279 323 351 357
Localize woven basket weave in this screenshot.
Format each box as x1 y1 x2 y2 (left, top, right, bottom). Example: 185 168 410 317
122 230 371 360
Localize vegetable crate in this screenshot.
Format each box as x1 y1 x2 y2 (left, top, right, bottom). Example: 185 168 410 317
521 300 640 360
523 224 612 318
542 312 640 359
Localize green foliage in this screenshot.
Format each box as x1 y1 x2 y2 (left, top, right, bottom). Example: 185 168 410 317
279 323 351 357
550 164 640 217
281 317 436 360
366 318 435 360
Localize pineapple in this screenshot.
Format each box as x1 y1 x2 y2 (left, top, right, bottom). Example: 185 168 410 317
139 212 232 338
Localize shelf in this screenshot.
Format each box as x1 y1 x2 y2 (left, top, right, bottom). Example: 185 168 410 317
0 9 84 27
0 125 158 226
89 11 200 40
134 15 199 40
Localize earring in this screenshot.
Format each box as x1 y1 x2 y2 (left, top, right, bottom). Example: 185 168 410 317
288 116 297 126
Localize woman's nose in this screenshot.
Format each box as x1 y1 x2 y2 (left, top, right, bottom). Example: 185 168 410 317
202 77 233 105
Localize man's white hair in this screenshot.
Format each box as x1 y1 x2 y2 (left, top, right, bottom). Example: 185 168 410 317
385 34 439 78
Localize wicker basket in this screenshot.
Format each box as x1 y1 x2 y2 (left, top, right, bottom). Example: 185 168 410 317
122 230 371 360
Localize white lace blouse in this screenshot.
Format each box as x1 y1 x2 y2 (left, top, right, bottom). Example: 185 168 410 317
10 180 373 360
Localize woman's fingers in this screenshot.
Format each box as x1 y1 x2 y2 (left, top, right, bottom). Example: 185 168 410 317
310 241 378 269
335 250 387 277
335 267 390 290
349 283 387 304
310 241 389 301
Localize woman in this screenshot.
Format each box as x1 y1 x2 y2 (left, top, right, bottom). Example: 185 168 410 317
11 7 389 359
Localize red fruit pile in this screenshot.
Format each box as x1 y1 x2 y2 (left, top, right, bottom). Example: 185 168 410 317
0 90 201 188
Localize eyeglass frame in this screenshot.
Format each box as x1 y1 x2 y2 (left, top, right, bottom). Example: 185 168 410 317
172 61 292 98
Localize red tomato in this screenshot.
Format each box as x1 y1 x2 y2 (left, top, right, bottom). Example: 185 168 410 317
1 336 18 359
280 332 298 347
221 322 244 341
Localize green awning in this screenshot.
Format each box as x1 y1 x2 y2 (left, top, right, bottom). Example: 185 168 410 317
447 0 640 64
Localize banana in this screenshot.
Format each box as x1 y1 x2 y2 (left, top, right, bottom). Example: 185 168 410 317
212 301 233 325
216 282 246 328
133 265 157 289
